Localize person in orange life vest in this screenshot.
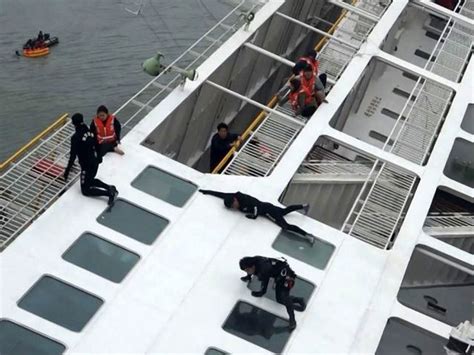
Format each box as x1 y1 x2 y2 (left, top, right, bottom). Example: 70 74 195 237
90 105 124 157
281 78 317 118
292 49 319 77
297 63 327 106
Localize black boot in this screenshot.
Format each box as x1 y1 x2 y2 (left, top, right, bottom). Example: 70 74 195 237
240 275 252 282
289 318 297 331
108 186 118 206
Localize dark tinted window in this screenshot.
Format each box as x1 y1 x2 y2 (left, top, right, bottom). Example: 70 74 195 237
0 320 65 355
18 276 103 332
223 301 291 353
97 199 168 244
131 166 197 207
273 230 334 269
204 347 228 355
376 318 446 355
398 246 474 326
63 233 140 282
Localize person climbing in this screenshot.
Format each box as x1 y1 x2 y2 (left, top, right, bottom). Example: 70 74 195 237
209 122 242 172
199 189 315 245
90 105 124 157
292 49 319 77
64 113 118 205
297 63 328 106
239 256 306 331
281 78 317 118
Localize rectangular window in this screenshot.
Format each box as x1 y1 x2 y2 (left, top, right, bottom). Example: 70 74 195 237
97 199 168 245
381 108 406 121
0 320 65 355
63 233 140 283
272 230 334 270
376 318 446 355
398 246 474 326
223 301 291 353
205 347 228 355
131 166 197 207
18 276 103 332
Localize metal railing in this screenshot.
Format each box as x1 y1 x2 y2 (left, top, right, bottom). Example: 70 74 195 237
384 2 472 165
0 116 80 250
116 0 262 133
216 0 388 176
342 161 418 249
425 212 474 229
0 1 263 250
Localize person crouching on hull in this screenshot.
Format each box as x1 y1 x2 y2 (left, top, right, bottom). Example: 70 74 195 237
239 256 306 331
64 113 118 205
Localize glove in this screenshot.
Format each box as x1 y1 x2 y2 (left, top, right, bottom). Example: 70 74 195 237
246 214 257 219
240 275 252 282
251 291 264 297
63 171 69 182
199 189 209 195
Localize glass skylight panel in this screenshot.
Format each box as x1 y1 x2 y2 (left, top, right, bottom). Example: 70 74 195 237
223 301 291 353
461 104 473 134
18 276 103 332
0 320 65 355
131 166 197 207
375 318 447 355
204 347 228 355
63 233 140 283
248 275 315 305
97 199 168 245
272 230 334 269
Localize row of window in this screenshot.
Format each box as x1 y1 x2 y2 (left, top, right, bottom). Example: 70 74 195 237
1 166 334 353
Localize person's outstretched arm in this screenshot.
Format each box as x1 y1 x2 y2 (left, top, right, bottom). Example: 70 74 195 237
63 136 77 182
199 189 234 200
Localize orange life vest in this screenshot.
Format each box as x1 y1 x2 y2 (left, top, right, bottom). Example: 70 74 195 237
300 72 316 97
94 114 117 144
289 86 313 111
299 56 319 77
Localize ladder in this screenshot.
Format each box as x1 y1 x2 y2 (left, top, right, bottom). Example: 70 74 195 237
222 103 304 176
223 0 386 176
343 163 418 249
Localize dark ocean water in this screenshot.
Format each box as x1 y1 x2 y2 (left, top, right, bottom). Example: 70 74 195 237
0 0 232 161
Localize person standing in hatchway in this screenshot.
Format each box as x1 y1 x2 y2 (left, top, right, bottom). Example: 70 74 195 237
209 123 242 172
90 105 124 157
64 113 118 205
239 256 306 331
199 189 315 245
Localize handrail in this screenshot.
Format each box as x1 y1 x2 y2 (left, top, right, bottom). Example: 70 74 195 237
0 113 68 171
116 0 249 127
211 5 353 174
211 96 278 173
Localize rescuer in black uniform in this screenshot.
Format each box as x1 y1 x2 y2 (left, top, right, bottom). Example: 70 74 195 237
63 113 118 205
239 256 306 330
199 189 315 245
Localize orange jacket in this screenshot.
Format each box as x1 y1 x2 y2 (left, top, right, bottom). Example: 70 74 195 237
93 115 117 144
289 86 313 111
299 56 319 77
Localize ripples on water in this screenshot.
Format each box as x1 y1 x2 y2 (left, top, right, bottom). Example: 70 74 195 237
0 0 232 161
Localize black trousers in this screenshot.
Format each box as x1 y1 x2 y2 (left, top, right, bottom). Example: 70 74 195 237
262 203 309 237
98 141 117 157
80 163 111 197
275 280 306 323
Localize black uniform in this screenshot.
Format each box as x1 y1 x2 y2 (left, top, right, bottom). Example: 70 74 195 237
245 256 306 326
199 190 311 239
64 123 112 198
209 132 239 172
